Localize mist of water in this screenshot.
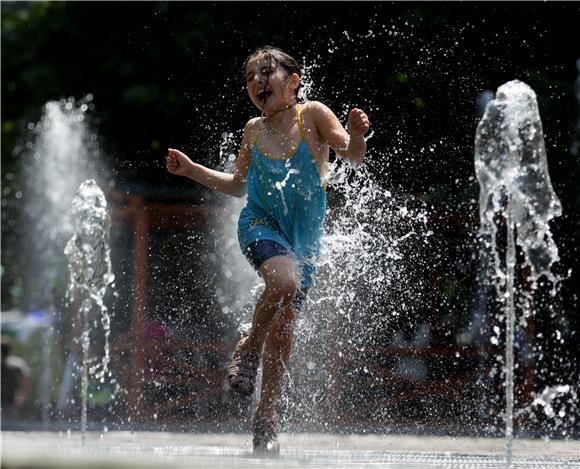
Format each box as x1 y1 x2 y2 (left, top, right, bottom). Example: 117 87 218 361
22 97 102 311
215 131 261 330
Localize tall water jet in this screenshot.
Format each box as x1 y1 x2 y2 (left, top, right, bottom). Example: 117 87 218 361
22 97 101 312
64 179 115 443
474 80 562 465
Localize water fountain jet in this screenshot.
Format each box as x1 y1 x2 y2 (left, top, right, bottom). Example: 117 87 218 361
474 80 562 465
64 179 115 443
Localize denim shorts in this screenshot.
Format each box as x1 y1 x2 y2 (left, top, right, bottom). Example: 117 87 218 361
243 239 309 310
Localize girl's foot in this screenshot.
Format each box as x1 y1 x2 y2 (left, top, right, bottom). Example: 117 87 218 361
252 413 280 454
227 334 260 396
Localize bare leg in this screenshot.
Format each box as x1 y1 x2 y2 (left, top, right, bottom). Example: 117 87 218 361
242 255 298 452
252 301 297 453
255 305 295 417
243 255 298 356
228 255 298 397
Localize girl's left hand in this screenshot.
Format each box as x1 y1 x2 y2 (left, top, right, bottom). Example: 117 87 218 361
348 108 370 137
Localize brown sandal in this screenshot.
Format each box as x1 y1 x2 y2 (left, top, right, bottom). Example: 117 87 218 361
227 334 260 396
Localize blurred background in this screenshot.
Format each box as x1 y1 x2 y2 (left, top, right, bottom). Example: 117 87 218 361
1 2 579 438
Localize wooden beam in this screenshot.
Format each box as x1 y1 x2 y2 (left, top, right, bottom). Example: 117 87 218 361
128 196 149 421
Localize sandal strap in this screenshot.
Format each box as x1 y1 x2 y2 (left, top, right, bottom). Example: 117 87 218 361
227 337 261 395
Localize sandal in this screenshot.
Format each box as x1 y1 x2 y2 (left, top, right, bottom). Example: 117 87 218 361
252 413 280 454
228 333 260 396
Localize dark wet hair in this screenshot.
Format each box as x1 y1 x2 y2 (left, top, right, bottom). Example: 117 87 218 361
242 46 302 98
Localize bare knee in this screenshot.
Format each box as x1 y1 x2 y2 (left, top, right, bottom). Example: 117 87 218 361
260 256 298 307
264 276 297 306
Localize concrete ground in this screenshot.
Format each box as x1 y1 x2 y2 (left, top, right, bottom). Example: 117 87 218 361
1 431 579 468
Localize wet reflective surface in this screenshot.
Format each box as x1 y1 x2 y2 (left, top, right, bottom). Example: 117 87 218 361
2 432 578 468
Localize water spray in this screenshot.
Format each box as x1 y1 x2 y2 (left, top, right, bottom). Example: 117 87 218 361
475 80 562 465
65 179 115 444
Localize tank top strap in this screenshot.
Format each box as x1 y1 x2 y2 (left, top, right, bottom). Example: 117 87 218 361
296 104 306 139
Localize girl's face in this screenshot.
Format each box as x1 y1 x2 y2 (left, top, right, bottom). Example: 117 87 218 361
245 54 300 115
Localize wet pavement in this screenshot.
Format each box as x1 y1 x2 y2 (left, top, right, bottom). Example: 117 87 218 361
2 431 579 468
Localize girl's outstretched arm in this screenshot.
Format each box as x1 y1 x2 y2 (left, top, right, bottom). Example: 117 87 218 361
166 119 255 198
309 101 370 165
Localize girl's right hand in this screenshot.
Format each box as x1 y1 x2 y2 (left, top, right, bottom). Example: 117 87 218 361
166 148 193 177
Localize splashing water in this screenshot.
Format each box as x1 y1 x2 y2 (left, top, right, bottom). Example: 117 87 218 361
282 160 431 427
64 179 115 443
532 384 574 419
276 164 300 216
215 132 260 332
474 80 563 465
571 58 580 157
475 81 562 290
298 58 320 103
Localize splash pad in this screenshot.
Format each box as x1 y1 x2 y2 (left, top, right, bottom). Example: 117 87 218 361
3 14 578 469
2 431 579 468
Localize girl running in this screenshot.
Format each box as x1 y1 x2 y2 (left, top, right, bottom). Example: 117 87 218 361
166 46 370 453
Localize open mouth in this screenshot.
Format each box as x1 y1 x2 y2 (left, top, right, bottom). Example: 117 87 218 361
257 89 273 102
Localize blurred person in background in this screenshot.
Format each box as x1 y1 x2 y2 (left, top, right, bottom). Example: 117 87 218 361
1 335 32 424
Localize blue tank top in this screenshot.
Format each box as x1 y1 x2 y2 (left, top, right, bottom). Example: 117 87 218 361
237 104 327 289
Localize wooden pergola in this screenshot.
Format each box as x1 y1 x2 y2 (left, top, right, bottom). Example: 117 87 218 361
108 190 229 421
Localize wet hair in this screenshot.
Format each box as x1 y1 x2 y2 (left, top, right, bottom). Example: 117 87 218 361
242 46 302 98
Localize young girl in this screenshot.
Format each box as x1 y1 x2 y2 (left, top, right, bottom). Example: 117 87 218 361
166 46 370 453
